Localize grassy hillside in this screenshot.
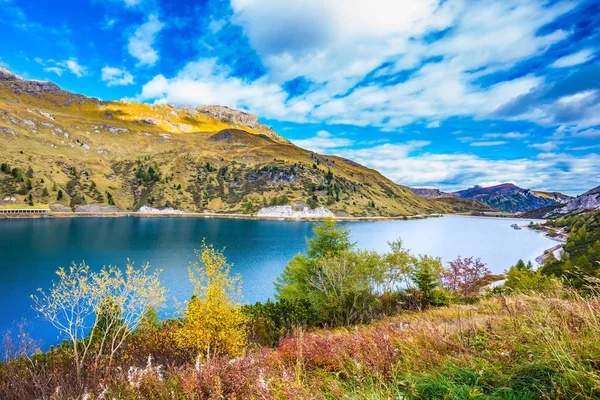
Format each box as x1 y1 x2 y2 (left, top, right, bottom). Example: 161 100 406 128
0 69 453 217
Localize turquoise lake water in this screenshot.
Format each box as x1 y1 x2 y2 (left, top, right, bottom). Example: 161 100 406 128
0 215 554 347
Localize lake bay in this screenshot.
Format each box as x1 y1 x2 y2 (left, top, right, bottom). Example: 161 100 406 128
0 215 554 347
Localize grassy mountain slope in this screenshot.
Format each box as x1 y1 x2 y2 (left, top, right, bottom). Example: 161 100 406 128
0 69 453 216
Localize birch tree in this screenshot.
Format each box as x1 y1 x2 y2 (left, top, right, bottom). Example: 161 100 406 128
31 261 165 383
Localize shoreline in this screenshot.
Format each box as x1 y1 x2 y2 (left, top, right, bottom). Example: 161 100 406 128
0 210 445 222
525 224 567 266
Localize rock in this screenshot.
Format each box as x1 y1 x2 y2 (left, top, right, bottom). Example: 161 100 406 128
49 203 73 212
256 205 335 218
197 105 260 129
140 118 158 125
137 206 184 214
74 204 124 213
549 185 600 217
0 67 21 81
0 127 16 136
2 196 16 202
100 124 129 134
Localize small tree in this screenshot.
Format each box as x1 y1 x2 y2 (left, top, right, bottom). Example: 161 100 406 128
176 242 247 360
441 256 491 297
243 199 254 214
57 189 63 200
31 262 165 384
411 255 443 308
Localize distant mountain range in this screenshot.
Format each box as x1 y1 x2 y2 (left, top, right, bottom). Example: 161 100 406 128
410 183 572 213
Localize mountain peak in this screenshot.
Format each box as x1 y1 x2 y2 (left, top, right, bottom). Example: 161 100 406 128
0 67 22 81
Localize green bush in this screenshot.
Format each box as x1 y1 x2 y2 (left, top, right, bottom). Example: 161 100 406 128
242 298 318 346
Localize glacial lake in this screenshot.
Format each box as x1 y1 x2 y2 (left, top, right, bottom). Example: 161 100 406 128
0 215 554 347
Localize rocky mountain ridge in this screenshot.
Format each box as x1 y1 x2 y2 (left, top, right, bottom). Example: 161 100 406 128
545 186 600 218
410 183 571 213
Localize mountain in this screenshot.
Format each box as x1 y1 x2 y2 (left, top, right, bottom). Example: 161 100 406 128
543 185 600 218
450 183 571 213
0 68 460 217
409 187 498 213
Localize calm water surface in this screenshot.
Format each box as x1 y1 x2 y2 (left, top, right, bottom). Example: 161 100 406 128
0 215 554 347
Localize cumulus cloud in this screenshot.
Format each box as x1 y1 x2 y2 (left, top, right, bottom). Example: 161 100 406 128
224 0 573 129
138 58 294 120
291 130 354 154
337 143 599 195
101 66 134 86
551 48 595 68
128 14 164 66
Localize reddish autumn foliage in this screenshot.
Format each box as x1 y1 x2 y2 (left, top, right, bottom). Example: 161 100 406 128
441 256 491 297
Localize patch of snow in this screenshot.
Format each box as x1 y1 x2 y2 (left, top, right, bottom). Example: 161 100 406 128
256 205 335 218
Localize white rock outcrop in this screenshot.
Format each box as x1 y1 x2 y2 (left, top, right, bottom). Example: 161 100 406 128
137 206 184 214
256 205 334 218
548 185 600 217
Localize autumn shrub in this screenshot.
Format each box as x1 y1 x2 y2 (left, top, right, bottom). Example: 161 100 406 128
174 242 248 360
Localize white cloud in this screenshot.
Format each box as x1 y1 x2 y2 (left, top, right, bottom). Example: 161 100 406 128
138 58 291 120
551 49 594 68
336 143 599 195
223 0 573 129
426 120 440 128
61 58 87 77
482 131 529 139
128 14 164 66
102 16 117 30
529 141 558 152
39 58 87 78
101 66 134 86
572 128 600 138
470 141 507 147
291 130 354 154
44 67 63 76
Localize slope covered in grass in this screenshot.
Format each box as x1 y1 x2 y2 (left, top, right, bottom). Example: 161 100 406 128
0 69 453 217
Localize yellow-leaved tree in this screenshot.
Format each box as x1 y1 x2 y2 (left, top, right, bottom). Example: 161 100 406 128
176 241 247 360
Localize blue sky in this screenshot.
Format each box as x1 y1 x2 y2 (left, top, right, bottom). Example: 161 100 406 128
1 0 599 195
